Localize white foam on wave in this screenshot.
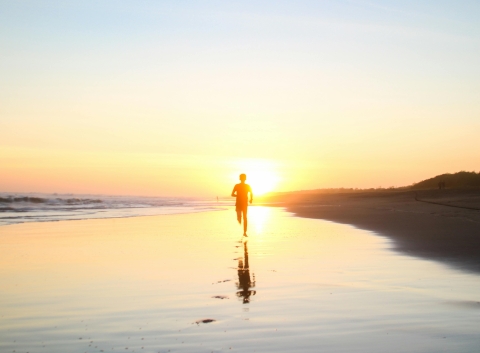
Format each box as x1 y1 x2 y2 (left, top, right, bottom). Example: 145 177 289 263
0 193 230 226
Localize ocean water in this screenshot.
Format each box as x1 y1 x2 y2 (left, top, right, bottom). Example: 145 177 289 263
0 193 227 226
1 207 480 352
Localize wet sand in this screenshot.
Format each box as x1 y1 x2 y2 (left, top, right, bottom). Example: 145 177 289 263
1 207 480 352
275 189 480 274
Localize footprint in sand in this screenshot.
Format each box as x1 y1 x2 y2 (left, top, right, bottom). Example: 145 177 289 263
195 319 216 324
212 279 232 284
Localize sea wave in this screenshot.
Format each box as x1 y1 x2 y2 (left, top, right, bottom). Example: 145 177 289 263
0 193 230 226
0 196 103 205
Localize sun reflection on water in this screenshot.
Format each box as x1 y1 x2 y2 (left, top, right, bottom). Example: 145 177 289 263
248 206 272 235
2 208 480 352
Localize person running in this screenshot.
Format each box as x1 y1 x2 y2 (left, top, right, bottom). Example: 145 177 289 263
231 173 253 236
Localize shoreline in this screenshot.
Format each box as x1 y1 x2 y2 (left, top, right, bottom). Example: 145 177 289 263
276 189 480 275
3 204 480 352
3 190 480 276
0 205 228 227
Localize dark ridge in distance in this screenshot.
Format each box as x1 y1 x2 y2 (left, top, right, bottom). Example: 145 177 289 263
258 171 480 201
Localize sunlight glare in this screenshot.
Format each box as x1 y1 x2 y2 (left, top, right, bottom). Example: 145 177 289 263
231 159 280 195
249 206 272 235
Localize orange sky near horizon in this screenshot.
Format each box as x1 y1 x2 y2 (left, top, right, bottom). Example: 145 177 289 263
1 1 480 197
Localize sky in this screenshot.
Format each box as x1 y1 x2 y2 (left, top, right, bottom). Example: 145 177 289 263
1 0 479 197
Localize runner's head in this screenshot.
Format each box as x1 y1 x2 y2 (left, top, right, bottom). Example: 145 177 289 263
239 173 247 182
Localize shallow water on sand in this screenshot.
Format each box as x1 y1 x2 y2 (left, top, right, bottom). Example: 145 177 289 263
1 207 480 352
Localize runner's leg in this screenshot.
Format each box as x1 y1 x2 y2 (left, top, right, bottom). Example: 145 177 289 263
243 207 248 234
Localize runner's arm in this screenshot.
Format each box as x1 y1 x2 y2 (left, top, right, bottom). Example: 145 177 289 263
231 185 237 197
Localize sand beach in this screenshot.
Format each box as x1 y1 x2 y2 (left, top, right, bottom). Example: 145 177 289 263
274 189 480 274
1 206 480 352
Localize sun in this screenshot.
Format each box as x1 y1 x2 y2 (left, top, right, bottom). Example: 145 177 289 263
232 159 280 196
248 169 279 195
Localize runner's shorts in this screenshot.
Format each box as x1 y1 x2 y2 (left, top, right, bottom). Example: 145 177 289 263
235 203 248 212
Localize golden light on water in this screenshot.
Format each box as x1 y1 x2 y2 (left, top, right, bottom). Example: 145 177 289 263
248 206 272 235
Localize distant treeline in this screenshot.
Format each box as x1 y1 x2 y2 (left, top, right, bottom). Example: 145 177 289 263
411 171 480 190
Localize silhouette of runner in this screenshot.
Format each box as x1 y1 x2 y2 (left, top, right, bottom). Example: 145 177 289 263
231 173 253 236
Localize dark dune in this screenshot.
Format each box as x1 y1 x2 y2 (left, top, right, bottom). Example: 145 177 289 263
412 171 480 189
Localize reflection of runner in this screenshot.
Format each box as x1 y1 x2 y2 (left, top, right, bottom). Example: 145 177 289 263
236 241 256 304
231 174 253 236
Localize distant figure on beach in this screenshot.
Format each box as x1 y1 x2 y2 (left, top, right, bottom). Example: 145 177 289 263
438 181 446 190
231 173 253 236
